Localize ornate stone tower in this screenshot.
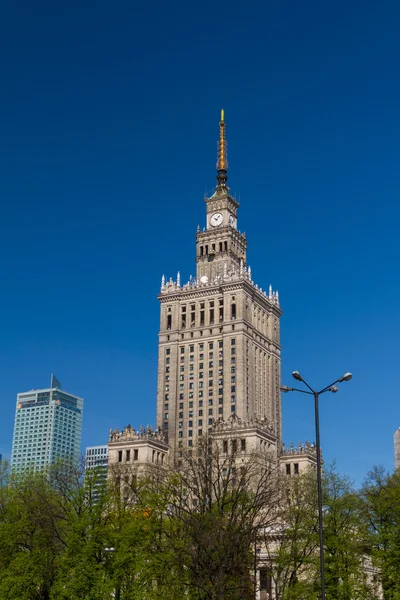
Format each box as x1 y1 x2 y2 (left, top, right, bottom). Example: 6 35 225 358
157 112 282 454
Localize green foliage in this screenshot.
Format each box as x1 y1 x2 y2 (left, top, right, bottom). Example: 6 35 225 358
0 454 396 600
271 465 377 600
362 466 400 600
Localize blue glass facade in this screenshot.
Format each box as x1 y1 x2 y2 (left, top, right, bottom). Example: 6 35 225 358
11 381 83 472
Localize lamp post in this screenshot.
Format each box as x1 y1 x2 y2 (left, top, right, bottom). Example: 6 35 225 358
280 371 352 600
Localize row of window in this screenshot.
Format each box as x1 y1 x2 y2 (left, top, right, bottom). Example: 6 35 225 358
166 339 235 354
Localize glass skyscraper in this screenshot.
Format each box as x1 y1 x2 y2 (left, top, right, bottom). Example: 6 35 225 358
11 374 83 472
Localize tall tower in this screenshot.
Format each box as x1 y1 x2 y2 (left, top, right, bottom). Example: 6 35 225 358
157 112 282 453
395 427 400 471
11 374 83 472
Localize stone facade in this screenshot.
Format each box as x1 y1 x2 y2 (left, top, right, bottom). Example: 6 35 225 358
395 427 400 471
157 116 282 455
280 440 318 476
108 425 169 479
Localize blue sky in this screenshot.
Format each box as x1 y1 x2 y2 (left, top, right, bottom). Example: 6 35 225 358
1 0 399 486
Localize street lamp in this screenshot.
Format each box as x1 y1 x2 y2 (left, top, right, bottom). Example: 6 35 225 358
281 371 352 600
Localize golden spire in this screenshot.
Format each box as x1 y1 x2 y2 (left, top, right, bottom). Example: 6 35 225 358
216 109 228 188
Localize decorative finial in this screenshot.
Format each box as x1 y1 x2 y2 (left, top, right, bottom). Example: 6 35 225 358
216 109 228 188
269 284 272 299
177 271 181 288
161 275 165 291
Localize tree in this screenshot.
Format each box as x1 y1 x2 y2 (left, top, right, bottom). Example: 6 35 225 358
362 466 400 600
143 435 281 600
267 465 376 600
264 469 320 600
0 470 67 600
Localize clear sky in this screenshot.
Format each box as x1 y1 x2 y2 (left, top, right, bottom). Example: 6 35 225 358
1 0 399 486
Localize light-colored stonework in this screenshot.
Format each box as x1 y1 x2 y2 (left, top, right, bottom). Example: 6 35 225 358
157 115 282 457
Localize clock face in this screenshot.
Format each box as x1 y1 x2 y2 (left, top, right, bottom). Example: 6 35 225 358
210 212 223 227
229 214 236 228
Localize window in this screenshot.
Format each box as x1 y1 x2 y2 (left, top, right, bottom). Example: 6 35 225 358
231 338 236 345
231 347 236 355
166 357 170 364
208 408 213 415
198 419 203 426
241 439 246 452
180 347 185 354
286 463 291 475
294 463 299 475
118 450 122 463
209 342 213 350
188 430 193 437
166 348 170 355
190 344 194 352
126 450 131 462
223 440 228 453
198 409 203 416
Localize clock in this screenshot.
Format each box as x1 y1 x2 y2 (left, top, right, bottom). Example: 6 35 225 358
229 214 236 228
210 212 223 227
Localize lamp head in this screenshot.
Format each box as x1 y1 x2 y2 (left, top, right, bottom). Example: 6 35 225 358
280 386 293 393
329 386 339 393
339 372 352 382
292 371 302 382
